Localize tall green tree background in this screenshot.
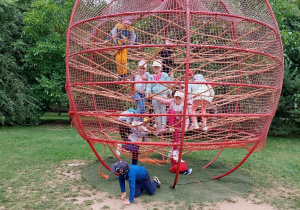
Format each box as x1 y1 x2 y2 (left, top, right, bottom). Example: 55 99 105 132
0 0 299 135
269 0 300 135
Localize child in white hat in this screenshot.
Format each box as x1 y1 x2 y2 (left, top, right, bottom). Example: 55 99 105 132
146 60 173 132
130 60 151 131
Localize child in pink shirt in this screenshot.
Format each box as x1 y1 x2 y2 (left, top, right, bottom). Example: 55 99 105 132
153 91 189 158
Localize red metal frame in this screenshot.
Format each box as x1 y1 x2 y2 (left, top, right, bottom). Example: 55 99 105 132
65 0 284 188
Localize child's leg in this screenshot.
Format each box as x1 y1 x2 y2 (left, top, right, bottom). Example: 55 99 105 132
137 93 146 122
116 50 122 75
136 173 157 195
167 109 175 127
173 118 180 150
152 99 160 126
132 152 138 165
158 101 167 128
121 48 128 75
131 92 145 122
191 100 202 125
116 49 128 75
200 100 209 127
122 143 139 165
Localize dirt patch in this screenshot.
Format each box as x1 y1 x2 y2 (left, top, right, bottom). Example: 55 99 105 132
209 198 276 210
67 191 276 210
54 160 87 181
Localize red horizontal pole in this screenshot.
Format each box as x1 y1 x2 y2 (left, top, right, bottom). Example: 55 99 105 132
85 137 260 147
70 11 276 34
70 111 271 118
68 43 282 66
70 80 279 90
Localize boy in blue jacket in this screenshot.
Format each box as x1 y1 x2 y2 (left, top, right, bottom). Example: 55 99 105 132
110 161 161 205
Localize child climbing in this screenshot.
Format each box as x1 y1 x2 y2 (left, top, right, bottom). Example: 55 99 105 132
188 73 215 131
118 108 136 142
153 91 189 161
105 19 137 81
118 110 148 165
120 119 148 165
131 60 151 130
146 60 173 133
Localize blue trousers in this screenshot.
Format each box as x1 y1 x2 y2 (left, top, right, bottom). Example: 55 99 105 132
122 144 139 165
134 172 157 197
131 92 145 122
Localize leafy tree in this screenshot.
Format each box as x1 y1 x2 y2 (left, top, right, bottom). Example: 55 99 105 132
22 0 74 114
0 0 41 125
269 0 300 135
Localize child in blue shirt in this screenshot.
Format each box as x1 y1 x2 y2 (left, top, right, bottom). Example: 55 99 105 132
110 161 161 205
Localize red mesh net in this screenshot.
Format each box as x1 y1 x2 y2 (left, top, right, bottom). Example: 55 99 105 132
66 0 283 161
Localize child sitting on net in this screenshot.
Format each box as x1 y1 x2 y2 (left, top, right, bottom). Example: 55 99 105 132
130 60 151 131
188 73 214 131
152 91 189 158
168 151 192 175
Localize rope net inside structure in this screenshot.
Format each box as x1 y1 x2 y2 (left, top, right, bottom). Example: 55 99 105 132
65 0 284 180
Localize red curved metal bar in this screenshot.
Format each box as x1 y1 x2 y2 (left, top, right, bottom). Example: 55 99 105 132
202 148 223 169
109 145 122 161
87 141 111 172
211 139 261 180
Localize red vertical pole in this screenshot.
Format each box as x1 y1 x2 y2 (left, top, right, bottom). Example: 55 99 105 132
172 0 191 188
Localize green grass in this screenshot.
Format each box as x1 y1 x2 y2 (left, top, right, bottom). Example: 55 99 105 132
40 112 71 124
0 115 299 209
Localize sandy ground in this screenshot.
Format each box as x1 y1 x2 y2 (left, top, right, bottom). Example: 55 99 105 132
69 190 276 210
60 160 276 210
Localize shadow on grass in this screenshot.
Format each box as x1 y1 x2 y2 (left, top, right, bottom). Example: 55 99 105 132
82 156 254 204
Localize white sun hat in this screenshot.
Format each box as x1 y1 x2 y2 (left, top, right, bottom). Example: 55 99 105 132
152 60 162 67
138 60 147 68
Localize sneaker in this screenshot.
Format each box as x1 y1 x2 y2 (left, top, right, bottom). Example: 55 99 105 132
154 127 166 135
183 168 192 175
116 144 121 156
168 128 175 132
188 123 199 130
193 123 199 130
203 126 208 132
153 176 161 188
138 125 148 132
133 121 148 131
132 121 142 126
